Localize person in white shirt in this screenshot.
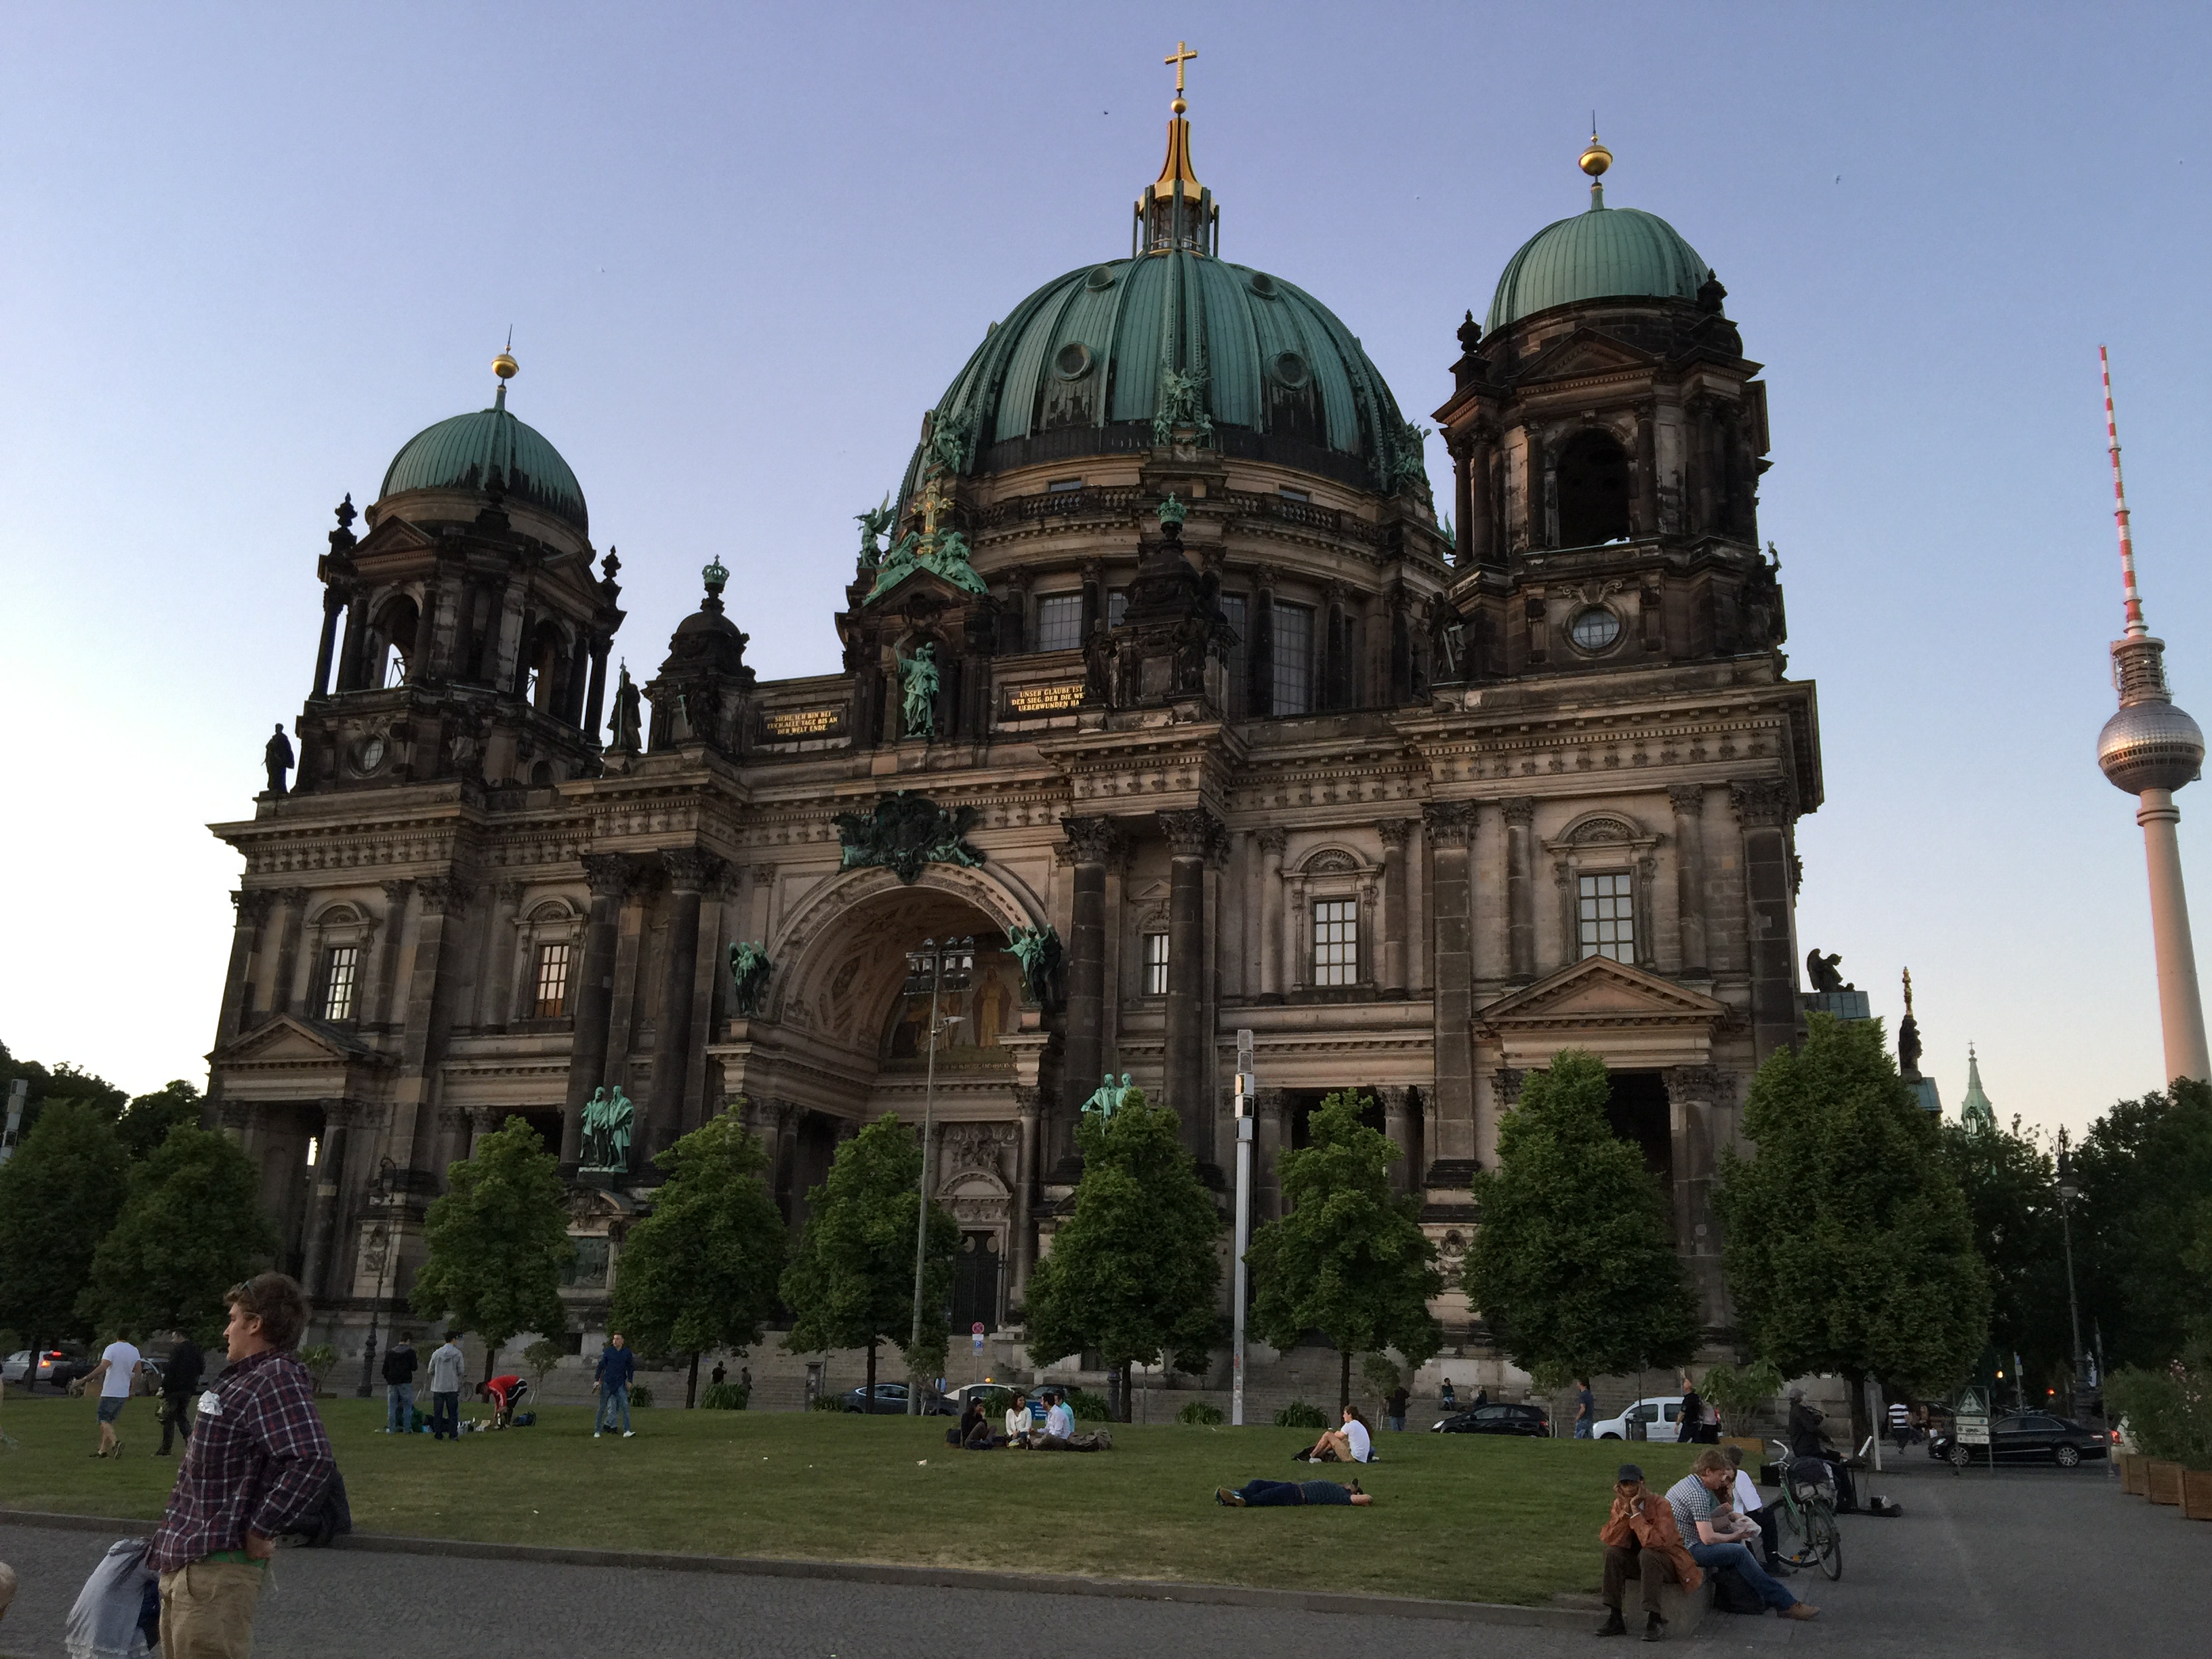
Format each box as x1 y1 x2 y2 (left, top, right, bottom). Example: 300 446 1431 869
81 1334 142 1458
1041 1393 1076 1443
1004 1391 1035 1448
1723 1443 1792 1575
1303 1404 1374 1465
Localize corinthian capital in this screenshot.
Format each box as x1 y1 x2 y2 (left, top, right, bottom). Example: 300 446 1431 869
416 876 468 918
661 848 720 892
1378 819 1414 850
1061 815 1118 865
1158 807 1222 857
1422 800 1477 847
1729 779 1795 829
580 853 632 897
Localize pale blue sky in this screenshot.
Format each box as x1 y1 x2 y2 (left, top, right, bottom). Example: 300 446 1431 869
5 3 2208 1136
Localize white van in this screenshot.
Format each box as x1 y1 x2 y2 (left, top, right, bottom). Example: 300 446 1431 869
1593 1395 1685 1441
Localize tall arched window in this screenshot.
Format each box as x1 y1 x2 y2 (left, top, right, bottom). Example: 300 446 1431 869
372 595 419 687
1556 430 1631 548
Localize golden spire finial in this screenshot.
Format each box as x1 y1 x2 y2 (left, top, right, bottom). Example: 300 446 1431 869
1165 39 1197 114
1579 121 1612 178
493 325 518 384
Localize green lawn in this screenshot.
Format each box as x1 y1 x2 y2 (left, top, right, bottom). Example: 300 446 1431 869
0 1393 1700 1606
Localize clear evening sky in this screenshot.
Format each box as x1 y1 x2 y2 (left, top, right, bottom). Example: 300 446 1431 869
5 3 2207 1140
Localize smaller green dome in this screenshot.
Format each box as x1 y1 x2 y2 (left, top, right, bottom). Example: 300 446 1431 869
379 390 588 533
1486 194 1710 333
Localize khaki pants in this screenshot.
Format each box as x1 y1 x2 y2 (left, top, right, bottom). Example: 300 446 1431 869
160 1559 266 1658
1602 1542 1678 1616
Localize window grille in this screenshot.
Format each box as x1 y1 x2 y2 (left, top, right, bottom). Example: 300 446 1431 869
1220 594 1248 718
1313 899 1358 986
1142 932 1169 996
1577 872 1635 963
321 945 358 1021
1035 593 1084 652
534 941 573 1018
1271 602 1314 716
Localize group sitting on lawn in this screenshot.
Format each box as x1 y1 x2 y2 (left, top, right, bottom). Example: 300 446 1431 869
1597 1452 1817 1641
945 1389 1111 1452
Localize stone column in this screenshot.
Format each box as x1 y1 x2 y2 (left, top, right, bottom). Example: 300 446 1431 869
1502 797 1536 981
312 588 344 699
298 1099 350 1300
335 594 367 693
1060 817 1115 1168
1379 819 1412 996
1449 430 1475 567
268 887 308 1016
1663 1065 1728 1326
642 850 715 1159
1668 784 1709 976
1011 1086 1040 1304
775 1105 802 1221
1256 1087 1288 1221
478 881 525 1027
1471 426 1498 567
1423 800 1477 1164
217 890 274 1043
1258 826 1286 1000
1378 1085 1414 1196
583 636 611 750
392 877 466 1176
1731 780 1800 1061
562 854 631 1163
682 869 732 1134
1159 808 1217 1163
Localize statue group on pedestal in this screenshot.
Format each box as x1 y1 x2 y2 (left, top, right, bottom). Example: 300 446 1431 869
579 1085 634 1172
1081 1073 1134 1121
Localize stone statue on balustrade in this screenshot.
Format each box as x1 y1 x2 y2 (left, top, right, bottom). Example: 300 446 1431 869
1081 1073 1134 1121
580 1085 634 1172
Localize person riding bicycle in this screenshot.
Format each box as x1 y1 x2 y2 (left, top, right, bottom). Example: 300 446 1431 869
1786 1388 1858 1513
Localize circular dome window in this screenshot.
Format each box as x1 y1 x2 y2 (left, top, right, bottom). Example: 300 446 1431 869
1053 342 1094 380
1570 607 1622 651
1085 266 1117 291
1248 270 1279 298
1271 351 1311 389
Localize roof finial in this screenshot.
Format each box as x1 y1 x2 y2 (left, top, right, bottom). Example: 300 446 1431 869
1166 39 1196 114
1902 965 1915 1016
492 330 518 412
1580 123 1612 210
1136 42 1214 255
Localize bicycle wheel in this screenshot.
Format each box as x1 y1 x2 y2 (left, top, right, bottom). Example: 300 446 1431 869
1772 1495 1808 1561
1809 1502 1843 1581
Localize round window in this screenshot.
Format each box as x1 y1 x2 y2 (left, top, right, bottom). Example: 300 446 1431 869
1570 607 1622 651
1248 270 1279 298
1053 342 1094 380
1271 350 1311 389
1085 265 1117 291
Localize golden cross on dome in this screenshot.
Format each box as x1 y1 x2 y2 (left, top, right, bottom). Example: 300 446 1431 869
1164 39 1197 101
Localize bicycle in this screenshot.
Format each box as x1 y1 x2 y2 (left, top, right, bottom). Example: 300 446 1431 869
1767 1440 1843 1582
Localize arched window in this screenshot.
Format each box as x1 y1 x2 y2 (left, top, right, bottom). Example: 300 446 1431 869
524 621 569 714
373 595 419 687
1556 430 1631 548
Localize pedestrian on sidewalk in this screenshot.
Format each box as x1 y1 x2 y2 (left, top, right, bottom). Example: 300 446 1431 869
81 1332 142 1458
1667 1449 1818 1623
1385 1383 1409 1431
1574 1378 1597 1439
1889 1397 1912 1452
594 1332 636 1438
158 1334 204 1456
146 1273 337 1659
383 1332 419 1434
427 1332 466 1441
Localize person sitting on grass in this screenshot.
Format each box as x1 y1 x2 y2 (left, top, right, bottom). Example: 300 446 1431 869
1300 1404 1373 1465
1216 1478 1372 1507
1667 1449 1818 1624
1004 1391 1035 1449
1597 1461 1701 1641
947 1399 993 1450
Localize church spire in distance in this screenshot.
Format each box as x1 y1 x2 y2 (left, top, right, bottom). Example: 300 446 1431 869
1959 1045 1995 1134
1136 40 1218 255
2094 348 2211 1086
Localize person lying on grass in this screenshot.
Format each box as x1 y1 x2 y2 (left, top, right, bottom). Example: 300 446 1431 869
1216 1478 1372 1507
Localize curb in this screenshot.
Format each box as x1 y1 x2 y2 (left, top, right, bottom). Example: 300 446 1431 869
0 1509 1584 1629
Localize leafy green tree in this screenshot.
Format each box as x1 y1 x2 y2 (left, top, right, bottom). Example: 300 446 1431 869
409 1118 573 1385
781 1115 956 1400
0 1040 128 1135
1247 1091 1442 1410
1023 1090 1221 1420
114 1081 205 1162
610 1109 787 1407
0 1100 129 1372
1940 1113 2072 1390
79 1125 279 1343
1717 1014 1990 1445
2071 1078 2212 1369
1465 1049 1698 1387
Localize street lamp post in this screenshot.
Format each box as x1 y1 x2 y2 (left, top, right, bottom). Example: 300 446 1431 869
355 1157 398 1398
1232 1029 1255 1428
2055 1131 2089 1414
905 937 972 1414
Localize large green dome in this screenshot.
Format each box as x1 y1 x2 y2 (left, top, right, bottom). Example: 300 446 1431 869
1486 196 1711 333
907 250 1426 497
378 393 588 533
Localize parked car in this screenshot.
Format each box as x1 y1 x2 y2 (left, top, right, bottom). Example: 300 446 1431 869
841 1381 956 1416
1931 1411 2110 1469
1432 1402 1551 1437
3 1348 82 1389
1593 1396 1686 1442
944 1382 1036 1419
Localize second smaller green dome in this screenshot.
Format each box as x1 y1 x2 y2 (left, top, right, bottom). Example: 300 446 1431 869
1486 198 1711 333
379 398 588 533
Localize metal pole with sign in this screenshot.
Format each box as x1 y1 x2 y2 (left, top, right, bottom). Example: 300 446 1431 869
906 938 972 1414
1232 1029 1254 1428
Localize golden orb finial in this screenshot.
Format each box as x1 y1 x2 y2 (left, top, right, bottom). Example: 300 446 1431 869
492 350 518 381
1580 129 1613 179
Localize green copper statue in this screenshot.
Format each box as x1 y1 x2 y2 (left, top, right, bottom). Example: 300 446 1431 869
856 496 895 571
728 940 773 1017
1080 1073 1133 1120
895 643 939 740
580 1085 634 1172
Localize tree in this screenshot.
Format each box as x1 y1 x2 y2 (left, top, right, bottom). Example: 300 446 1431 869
1023 1090 1221 1420
114 1081 206 1163
0 1100 129 1375
1247 1091 1443 1410
780 1115 956 1401
1940 1113 2072 1392
1464 1050 1698 1389
610 1109 788 1407
0 1040 127 1136
409 1118 573 1384
2070 1078 2212 1369
1717 1013 1990 1446
78 1125 279 1343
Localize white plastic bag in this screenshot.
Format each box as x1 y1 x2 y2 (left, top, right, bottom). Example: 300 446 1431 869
64 1538 154 1659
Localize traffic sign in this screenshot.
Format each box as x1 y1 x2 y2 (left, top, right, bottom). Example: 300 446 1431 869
1957 1419 1990 1445
971 1334 985 1353
972 1322 985 1335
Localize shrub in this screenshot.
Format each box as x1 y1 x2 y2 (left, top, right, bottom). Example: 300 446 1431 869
1065 1387 1111 1421
808 1393 842 1411
1177 1399 1225 1426
1274 1399 1330 1429
1359 1353 1403 1407
700 1382 751 1411
629 1383 655 1408
523 1338 565 1393
1699 1360 1785 1428
297 1344 338 1394
2108 1358 2212 1469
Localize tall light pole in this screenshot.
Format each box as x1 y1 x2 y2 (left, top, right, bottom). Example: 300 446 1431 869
905 936 971 1414
2095 348 2211 1086
1231 1029 1255 1428
2055 1130 2089 1412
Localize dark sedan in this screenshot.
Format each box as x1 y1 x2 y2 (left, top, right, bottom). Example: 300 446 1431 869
1432 1403 1551 1437
1936 1411 2110 1468
841 1381 956 1416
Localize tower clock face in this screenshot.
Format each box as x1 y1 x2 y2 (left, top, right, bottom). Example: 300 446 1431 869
355 733 388 773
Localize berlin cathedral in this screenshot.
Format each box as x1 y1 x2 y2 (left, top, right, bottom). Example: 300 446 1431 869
206 56 1818 1364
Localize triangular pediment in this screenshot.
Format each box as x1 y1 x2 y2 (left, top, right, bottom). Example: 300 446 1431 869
350 514 438 559
1518 326 1660 384
864 564 982 612
213 1012 380 1069
1477 956 1725 1031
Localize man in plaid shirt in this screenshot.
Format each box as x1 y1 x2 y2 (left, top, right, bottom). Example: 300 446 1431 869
148 1273 335 1657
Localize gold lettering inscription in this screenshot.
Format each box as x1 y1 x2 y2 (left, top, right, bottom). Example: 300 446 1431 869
764 708 840 738
1006 682 1086 714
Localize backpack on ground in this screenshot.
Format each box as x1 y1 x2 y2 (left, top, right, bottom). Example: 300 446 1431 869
1867 1494 1904 1517
1711 1565 1767 1616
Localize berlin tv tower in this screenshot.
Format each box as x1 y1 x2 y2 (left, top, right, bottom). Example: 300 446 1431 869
2095 348 2210 1084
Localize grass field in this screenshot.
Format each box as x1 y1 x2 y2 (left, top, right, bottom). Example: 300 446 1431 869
0 1392 1701 1605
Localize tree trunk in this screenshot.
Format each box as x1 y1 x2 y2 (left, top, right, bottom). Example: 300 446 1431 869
1120 1361 1134 1425
482 1340 500 1388
1339 1348 1353 1413
1845 1368 1872 1462
865 1338 878 1410
1105 1362 1122 1422
687 1351 700 1409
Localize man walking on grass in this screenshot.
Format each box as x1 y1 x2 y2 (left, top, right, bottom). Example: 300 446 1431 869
146 1273 335 1659
427 1331 466 1441
80 1330 142 1459
594 1332 635 1438
158 1333 204 1456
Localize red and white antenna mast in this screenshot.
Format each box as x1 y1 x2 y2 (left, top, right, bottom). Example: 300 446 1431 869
2102 344 2150 640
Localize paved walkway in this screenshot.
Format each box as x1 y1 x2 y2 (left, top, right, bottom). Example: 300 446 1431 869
0 1452 2196 1656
